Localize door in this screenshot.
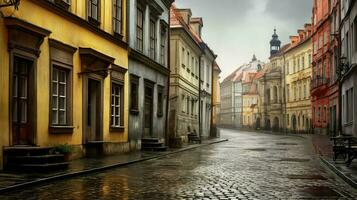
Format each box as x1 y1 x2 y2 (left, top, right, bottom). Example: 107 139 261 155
12 56 33 145
87 79 102 141
144 86 153 138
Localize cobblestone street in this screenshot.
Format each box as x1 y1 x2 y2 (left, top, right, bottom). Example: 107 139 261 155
2 129 357 200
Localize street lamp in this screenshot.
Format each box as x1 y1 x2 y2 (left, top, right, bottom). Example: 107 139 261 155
0 0 20 9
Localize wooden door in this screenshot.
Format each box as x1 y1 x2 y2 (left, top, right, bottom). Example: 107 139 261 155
144 86 153 138
12 57 33 145
87 79 101 141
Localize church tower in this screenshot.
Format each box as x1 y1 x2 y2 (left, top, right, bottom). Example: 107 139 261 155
270 28 281 57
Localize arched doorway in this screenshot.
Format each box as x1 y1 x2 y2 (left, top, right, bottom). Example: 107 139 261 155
292 115 297 132
256 117 261 129
266 119 271 130
273 117 279 132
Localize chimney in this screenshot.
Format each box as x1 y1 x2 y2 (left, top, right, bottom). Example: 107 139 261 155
190 17 203 38
290 36 299 44
176 9 192 25
298 29 305 41
304 23 312 37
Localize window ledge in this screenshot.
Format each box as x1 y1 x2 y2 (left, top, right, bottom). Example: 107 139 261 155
49 125 74 134
88 17 100 27
130 109 140 115
157 113 163 118
114 32 123 40
344 121 353 127
110 126 125 132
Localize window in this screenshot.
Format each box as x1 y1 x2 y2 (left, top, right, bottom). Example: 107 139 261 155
286 61 289 74
51 67 68 125
297 58 300 71
157 86 164 117
318 107 321 122
136 5 144 52
303 85 306 99
346 88 354 123
186 97 190 114
191 100 194 116
187 52 190 70
113 0 122 35
323 106 327 122
293 59 296 73
181 48 185 68
182 95 185 112
87 0 100 24
149 18 156 59
302 56 305 69
160 24 167 65
111 82 124 127
355 20 357 52
308 54 312 66
130 75 139 113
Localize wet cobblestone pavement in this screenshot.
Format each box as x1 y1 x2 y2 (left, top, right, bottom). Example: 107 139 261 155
2 129 357 200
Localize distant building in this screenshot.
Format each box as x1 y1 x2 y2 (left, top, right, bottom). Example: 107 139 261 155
284 24 313 133
256 29 287 131
220 56 264 128
127 0 173 150
169 5 217 146
340 0 357 137
311 0 338 135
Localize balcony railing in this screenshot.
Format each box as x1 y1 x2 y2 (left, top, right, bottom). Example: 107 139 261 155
311 76 329 89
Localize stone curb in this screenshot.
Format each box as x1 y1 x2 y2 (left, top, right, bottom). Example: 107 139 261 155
0 138 228 194
320 156 357 189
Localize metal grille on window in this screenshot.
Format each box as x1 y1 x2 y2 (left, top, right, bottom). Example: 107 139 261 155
52 67 67 125
111 83 121 127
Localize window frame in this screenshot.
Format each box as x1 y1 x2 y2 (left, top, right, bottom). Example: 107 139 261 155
160 21 167 65
110 80 124 131
130 74 140 115
149 16 157 60
136 3 144 52
157 85 164 117
87 0 101 26
112 0 123 37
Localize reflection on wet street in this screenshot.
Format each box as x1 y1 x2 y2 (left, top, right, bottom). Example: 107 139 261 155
1 129 357 199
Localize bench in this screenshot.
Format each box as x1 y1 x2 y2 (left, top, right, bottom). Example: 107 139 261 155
331 135 357 166
188 133 200 144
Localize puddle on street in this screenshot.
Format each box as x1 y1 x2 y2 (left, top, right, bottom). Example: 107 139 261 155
244 148 267 152
277 158 311 162
298 186 341 198
287 174 327 180
276 142 299 145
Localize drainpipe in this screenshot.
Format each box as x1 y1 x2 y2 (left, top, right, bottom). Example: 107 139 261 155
165 7 171 147
198 55 202 144
210 57 217 138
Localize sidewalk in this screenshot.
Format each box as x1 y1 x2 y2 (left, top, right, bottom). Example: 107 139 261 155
309 134 357 189
0 137 228 193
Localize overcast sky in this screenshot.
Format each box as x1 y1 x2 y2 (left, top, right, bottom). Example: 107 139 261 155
175 0 313 79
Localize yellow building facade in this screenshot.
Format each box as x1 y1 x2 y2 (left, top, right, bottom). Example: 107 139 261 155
0 0 129 170
211 62 221 136
284 25 312 133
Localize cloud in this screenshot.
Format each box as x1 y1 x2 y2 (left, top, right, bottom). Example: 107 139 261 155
174 0 313 80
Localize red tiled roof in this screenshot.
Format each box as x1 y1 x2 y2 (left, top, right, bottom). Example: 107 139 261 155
170 4 202 45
